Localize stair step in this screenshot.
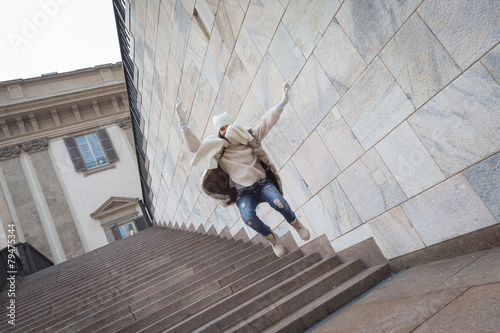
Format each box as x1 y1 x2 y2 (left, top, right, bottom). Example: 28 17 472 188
0 227 392 333
13 240 254 333
9 228 196 298
46 243 267 333
196 259 366 333
148 253 338 333
104 250 306 333
260 263 392 333
10 233 228 323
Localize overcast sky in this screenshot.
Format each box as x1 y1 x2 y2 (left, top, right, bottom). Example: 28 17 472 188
0 0 122 82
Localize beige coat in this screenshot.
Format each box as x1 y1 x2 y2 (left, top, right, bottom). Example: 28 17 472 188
182 106 285 207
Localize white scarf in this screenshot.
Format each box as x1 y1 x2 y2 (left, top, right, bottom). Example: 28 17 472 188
191 123 253 169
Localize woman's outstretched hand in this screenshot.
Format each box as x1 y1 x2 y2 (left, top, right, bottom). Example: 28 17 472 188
175 99 189 127
279 81 291 107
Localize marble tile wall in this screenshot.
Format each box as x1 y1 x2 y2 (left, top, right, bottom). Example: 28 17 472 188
129 0 500 259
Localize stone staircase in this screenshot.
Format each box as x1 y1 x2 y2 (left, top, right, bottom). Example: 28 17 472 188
0 227 391 332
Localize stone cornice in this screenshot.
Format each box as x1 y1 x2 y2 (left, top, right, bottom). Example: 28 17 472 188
0 111 130 147
0 62 123 86
0 83 126 116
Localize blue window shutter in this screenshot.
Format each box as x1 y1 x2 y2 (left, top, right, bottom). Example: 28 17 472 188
63 136 87 171
96 128 119 163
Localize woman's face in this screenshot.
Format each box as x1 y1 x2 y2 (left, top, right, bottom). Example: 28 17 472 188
219 125 228 138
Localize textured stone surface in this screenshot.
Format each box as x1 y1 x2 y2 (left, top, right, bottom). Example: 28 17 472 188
316 107 364 171
208 26 232 74
330 224 374 253
242 0 283 56
302 194 341 242
194 0 216 33
317 180 362 236
402 174 497 246
388 225 500 272
289 56 340 134
380 14 461 108
251 53 285 112
282 0 340 58
279 160 311 210
437 246 500 291
414 284 500 333
214 0 244 52
226 53 252 99
291 131 339 196
234 24 263 78
337 148 407 222
238 90 264 127
276 103 309 151
369 206 425 259
418 0 500 70
409 62 500 176
127 0 500 260
314 289 463 333
170 24 188 71
364 252 486 306
464 152 500 222
202 52 223 94
261 126 293 170
336 0 421 63
214 205 239 232
213 77 241 116
375 121 445 198
482 44 500 83
268 23 307 83
337 58 414 150
314 19 367 95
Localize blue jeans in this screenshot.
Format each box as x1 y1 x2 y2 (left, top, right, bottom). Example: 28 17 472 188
236 179 296 237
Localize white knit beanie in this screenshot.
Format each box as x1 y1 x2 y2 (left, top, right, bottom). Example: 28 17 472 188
212 112 233 132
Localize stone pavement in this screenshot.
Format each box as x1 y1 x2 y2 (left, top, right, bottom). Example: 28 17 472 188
309 246 500 332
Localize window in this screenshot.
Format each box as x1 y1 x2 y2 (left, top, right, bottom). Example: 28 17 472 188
117 221 137 238
76 133 107 169
111 216 149 241
64 128 119 172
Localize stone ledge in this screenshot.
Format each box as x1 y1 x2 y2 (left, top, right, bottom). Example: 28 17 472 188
389 224 500 272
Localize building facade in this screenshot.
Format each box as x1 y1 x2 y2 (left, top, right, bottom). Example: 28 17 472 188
114 0 500 265
0 63 146 264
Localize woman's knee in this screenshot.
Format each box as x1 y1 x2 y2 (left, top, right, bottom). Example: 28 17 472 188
238 203 257 223
270 196 291 212
272 197 286 209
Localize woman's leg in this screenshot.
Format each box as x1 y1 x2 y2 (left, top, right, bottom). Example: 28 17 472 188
257 180 296 222
236 190 272 237
257 179 310 241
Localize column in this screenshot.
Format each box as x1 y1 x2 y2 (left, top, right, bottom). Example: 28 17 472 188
19 140 67 263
